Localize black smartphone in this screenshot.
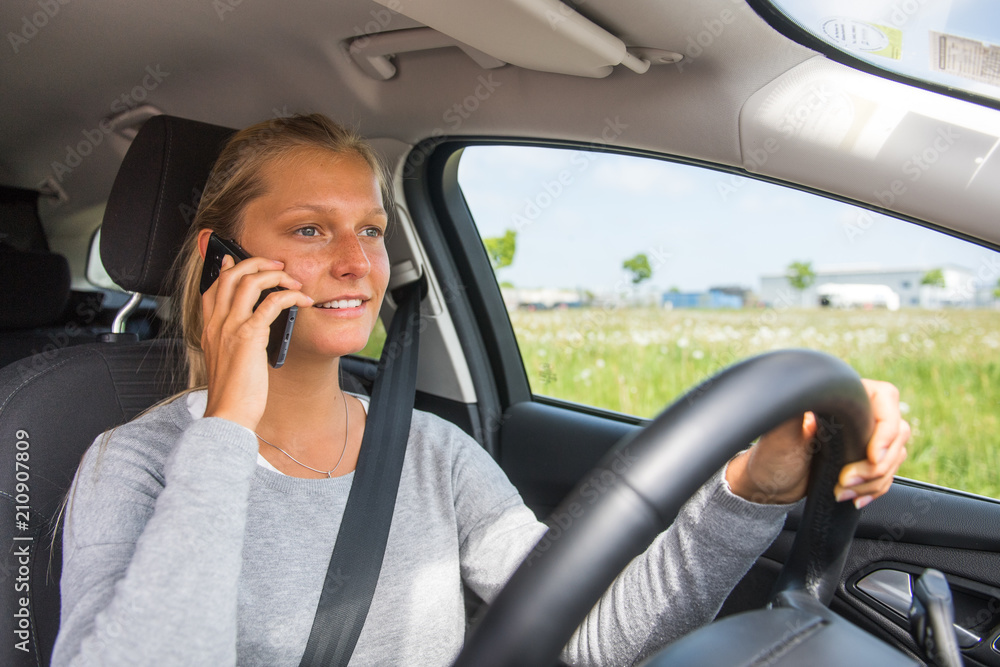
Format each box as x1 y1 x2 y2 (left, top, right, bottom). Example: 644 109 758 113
199 233 297 368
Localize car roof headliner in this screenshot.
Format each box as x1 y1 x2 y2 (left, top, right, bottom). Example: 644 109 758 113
2 0 998 251
0 1 811 207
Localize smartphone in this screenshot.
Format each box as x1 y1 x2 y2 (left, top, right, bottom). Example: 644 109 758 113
199 233 297 368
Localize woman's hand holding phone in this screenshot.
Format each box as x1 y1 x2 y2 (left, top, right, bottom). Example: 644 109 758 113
200 253 314 431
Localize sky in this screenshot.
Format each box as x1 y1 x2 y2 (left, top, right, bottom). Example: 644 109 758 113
457 145 999 294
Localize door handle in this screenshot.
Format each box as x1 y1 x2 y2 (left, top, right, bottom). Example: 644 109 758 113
856 569 982 648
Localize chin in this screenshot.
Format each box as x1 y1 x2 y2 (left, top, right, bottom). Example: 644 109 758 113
302 335 373 360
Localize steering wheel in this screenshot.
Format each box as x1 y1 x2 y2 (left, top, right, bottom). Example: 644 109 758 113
453 349 918 667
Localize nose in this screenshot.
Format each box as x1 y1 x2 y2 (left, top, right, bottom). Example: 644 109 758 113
329 231 371 279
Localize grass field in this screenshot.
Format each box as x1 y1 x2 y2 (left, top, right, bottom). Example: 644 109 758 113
509 307 1000 500
359 306 1000 499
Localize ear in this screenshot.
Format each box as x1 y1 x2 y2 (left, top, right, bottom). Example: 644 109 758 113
197 229 213 260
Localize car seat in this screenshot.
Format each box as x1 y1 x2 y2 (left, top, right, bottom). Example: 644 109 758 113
0 243 72 367
0 115 238 666
0 187 108 370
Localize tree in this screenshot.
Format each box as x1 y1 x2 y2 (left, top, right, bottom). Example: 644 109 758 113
785 261 815 292
994 277 1000 299
483 229 517 274
623 253 652 285
921 268 946 288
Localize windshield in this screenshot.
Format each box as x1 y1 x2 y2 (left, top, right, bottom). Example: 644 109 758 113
765 0 1000 103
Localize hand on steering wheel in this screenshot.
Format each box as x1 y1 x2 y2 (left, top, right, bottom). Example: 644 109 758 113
726 378 910 507
454 350 915 667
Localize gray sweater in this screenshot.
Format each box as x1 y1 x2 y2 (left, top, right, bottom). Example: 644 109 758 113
53 390 791 666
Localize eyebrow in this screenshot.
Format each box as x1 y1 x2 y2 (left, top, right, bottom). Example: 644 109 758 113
282 203 388 218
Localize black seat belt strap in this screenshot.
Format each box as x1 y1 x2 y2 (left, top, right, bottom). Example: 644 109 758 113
299 277 426 666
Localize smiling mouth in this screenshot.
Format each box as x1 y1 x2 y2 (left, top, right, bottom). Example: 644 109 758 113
315 298 365 309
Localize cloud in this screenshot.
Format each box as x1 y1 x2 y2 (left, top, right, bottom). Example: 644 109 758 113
588 155 697 196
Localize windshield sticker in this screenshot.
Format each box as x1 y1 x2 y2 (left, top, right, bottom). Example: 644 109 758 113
930 32 1000 87
821 18 902 60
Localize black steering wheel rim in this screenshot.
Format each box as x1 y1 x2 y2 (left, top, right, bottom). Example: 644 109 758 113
453 349 875 667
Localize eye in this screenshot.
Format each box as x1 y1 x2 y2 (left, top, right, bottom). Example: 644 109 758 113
360 226 384 238
295 226 320 237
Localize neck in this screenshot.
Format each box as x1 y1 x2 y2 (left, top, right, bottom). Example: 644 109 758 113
256 353 351 463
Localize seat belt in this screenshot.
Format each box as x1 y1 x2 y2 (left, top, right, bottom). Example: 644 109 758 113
299 276 426 666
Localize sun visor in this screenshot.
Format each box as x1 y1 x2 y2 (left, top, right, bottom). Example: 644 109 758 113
739 56 1000 246
374 0 650 78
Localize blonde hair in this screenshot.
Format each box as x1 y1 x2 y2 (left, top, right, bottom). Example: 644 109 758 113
169 113 393 387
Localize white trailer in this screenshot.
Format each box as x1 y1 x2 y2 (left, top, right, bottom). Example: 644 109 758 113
816 283 900 311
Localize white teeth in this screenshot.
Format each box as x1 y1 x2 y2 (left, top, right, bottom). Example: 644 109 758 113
316 298 363 309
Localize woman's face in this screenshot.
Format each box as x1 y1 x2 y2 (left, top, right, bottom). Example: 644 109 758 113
237 146 390 362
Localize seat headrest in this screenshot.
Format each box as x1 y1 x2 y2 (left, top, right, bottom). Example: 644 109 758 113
100 115 235 296
0 245 71 330
0 186 48 252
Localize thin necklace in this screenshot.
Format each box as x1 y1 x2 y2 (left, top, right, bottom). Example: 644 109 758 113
255 391 350 478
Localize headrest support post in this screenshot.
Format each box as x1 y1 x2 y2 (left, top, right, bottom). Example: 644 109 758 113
112 292 144 334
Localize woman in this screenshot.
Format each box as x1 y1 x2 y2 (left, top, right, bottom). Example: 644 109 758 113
53 114 909 666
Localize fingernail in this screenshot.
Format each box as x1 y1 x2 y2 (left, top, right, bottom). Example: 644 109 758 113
843 474 864 487
876 447 889 463
836 489 857 502
854 495 874 510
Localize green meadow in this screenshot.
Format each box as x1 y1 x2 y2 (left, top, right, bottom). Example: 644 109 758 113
512 307 1000 500
361 307 1000 499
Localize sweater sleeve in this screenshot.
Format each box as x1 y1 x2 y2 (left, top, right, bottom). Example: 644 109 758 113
453 431 794 667
52 414 259 667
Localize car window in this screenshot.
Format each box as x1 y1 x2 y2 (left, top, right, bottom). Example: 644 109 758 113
353 319 385 361
457 145 1000 499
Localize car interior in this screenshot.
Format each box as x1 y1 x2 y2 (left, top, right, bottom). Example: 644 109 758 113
2 0 1000 665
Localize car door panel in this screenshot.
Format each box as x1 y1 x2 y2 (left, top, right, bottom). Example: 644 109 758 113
413 139 1000 664
498 400 640 519
497 397 1000 664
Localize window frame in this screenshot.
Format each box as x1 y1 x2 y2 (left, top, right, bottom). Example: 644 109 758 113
419 137 999 423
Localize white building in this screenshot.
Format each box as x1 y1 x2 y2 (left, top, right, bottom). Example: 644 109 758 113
500 287 584 310
759 265 980 309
